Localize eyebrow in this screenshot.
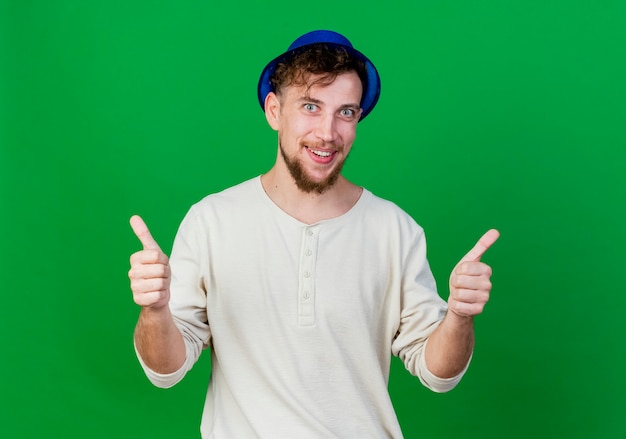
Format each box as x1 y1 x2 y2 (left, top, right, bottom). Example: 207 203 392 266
299 96 361 110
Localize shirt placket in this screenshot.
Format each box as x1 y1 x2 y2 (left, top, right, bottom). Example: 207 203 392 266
298 226 319 326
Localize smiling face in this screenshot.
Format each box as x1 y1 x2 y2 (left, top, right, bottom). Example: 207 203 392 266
265 71 363 194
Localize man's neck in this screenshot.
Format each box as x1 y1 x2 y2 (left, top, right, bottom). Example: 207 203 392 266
260 167 363 225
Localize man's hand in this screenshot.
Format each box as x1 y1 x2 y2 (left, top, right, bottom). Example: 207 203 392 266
448 229 500 317
128 215 171 309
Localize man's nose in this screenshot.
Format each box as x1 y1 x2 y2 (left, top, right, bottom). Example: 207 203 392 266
313 113 337 143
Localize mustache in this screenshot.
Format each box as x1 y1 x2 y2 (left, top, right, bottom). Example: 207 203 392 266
300 140 341 150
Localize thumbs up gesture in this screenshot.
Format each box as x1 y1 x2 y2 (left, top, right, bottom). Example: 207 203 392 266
128 215 171 309
448 229 500 317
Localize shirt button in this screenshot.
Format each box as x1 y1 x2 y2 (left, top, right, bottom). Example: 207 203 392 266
305 249 312 256
303 291 310 299
304 271 311 278
307 230 314 236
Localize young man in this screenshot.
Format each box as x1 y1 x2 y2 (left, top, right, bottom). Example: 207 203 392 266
129 30 499 438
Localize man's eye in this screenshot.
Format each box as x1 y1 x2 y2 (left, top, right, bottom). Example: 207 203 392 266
341 109 355 117
304 103 318 112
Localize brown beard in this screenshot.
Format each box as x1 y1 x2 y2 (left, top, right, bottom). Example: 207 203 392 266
279 140 347 194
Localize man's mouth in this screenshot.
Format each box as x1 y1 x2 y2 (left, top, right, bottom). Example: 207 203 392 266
308 147 333 158
305 146 337 164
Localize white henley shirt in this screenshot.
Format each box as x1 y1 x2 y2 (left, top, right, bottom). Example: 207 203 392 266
136 176 469 438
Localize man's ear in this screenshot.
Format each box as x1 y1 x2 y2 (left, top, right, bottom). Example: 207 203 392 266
264 92 281 131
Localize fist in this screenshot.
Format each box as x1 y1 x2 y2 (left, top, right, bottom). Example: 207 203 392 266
128 215 171 309
448 229 499 317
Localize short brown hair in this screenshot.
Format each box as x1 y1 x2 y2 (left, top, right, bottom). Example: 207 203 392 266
270 43 367 97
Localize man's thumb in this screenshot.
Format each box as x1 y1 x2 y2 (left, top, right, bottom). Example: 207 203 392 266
130 215 161 251
460 229 500 262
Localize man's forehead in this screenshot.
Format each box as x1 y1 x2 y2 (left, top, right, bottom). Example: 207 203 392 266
283 72 363 104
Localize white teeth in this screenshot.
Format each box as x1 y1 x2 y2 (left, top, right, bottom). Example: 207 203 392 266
310 149 332 157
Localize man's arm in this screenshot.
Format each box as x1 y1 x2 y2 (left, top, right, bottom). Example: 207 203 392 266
424 229 500 378
129 215 186 374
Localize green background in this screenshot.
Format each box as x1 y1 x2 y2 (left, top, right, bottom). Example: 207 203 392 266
1 1 624 437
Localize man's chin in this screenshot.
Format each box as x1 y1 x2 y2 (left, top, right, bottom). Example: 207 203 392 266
280 142 345 194
294 173 340 195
